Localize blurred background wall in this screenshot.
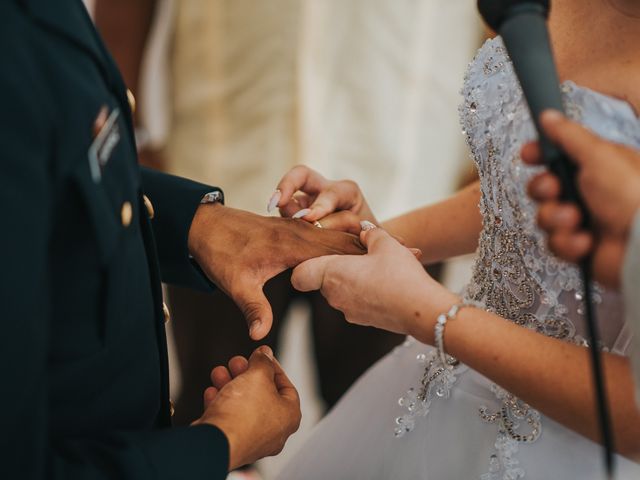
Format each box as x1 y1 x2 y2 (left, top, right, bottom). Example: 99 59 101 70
138 0 481 218
87 1 483 478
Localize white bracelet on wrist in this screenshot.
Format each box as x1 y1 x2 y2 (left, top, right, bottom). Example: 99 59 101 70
434 300 483 368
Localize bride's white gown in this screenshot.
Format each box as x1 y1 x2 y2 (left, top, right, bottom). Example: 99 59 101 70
277 38 640 480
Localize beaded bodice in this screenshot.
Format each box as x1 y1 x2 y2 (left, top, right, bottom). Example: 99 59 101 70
460 37 640 352
393 37 639 478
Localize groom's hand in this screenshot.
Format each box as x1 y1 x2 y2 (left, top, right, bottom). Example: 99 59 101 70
193 346 301 470
188 203 366 339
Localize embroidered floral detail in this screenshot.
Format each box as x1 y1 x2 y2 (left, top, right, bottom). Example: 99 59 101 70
393 347 466 438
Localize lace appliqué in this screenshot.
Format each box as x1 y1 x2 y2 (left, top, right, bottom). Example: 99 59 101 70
478 386 541 480
392 339 466 438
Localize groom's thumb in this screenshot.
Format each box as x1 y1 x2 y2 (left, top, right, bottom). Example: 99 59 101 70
233 282 273 340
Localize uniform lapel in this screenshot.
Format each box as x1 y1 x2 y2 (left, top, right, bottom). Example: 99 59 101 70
23 0 137 157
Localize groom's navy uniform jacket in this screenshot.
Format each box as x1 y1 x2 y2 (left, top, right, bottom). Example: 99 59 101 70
0 0 230 478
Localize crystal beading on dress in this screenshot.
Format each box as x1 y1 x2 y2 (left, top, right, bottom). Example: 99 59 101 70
277 35 640 480
395 37 640 479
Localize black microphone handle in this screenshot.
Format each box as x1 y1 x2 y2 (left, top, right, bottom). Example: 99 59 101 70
502 8 588 208
501 7 560 151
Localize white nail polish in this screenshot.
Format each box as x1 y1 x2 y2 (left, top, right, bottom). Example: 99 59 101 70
360 220 377 231
267 190 281 213
292 208 311 219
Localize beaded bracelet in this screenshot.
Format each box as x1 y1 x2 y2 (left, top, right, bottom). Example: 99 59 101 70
434 300 483 368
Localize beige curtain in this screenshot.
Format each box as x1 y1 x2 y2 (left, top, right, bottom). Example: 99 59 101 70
140 0 482 217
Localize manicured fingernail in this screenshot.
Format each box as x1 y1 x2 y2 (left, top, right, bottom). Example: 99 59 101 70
249 320 261 337
360 220 377 231
292 208 311 219
267 190 281 213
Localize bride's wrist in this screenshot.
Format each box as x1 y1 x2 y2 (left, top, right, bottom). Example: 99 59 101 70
407 287 461 345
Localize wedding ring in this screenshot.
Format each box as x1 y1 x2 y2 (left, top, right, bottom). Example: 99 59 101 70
313 221 323 229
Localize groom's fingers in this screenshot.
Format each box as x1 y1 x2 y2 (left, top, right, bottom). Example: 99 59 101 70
211 366 232 390
203 386 219 410
228 356 250 378
291 256 337 292
272 357 300 406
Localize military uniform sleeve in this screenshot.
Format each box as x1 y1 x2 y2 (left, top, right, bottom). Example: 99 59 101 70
140 167 222 291
0 4 229 478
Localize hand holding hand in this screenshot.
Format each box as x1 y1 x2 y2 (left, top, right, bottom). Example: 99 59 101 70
291 224 459 344
269 165 377 235
193 346 301 471
188 203 365 340
523 110 640 287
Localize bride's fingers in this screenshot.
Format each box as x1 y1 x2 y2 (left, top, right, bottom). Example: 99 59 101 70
303 181 362 221
359 226 401 255
314 211 362 235
279 192 314 218
393 235 406 246
409 248 423 261
272 165 329 212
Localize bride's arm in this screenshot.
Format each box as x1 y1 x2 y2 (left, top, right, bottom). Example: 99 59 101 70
273 166 482 265
431 301 640 458
382 182 482 264
291 227 640 458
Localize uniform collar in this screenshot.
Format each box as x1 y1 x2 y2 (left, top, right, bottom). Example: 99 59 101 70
22 0 114 84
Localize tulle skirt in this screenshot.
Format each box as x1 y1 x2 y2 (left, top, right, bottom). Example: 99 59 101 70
277 338 640 480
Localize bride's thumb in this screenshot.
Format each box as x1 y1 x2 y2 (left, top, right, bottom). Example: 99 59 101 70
359 222 391 252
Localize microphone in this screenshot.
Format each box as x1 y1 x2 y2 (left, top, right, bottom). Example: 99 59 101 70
477 1 615 478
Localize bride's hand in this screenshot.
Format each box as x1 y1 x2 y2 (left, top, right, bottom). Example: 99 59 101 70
290 224 460 344
268 166 378 235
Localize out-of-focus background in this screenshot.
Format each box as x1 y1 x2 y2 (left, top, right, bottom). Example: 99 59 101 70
85 1 484 478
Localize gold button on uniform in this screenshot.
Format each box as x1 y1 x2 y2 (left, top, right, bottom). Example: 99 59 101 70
143 195 154 219
169 399 175 417
121 201 133 227
126 89 136 114
163 302 171 324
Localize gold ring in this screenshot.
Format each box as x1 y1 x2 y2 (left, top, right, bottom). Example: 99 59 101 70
313 221 323 229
